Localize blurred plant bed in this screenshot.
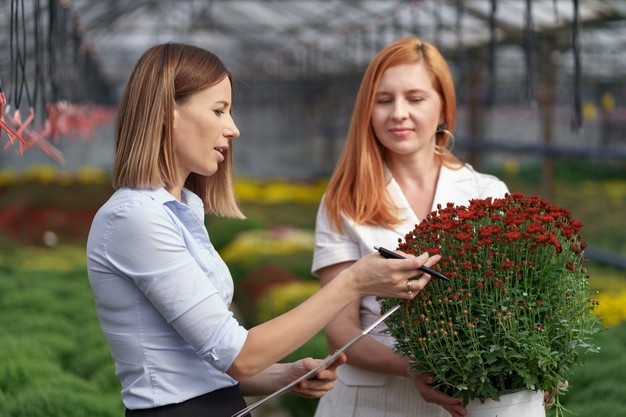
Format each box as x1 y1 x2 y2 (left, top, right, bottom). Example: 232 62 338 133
0 166 114 245
217 226 317 325
0 169 325 246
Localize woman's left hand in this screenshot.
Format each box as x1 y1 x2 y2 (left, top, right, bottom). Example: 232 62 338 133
288 354 347 398
410 372 467 417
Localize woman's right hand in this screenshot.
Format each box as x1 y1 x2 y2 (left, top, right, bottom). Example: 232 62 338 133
342 251 441 299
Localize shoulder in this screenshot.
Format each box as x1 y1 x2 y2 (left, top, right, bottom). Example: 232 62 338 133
96 188 162 217
440 164 509 199
92 188 177 235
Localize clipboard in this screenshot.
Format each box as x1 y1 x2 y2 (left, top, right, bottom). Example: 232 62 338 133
231 304 401 417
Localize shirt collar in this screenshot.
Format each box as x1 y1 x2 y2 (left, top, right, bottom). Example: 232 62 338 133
137 187 206 223
137 187 178 204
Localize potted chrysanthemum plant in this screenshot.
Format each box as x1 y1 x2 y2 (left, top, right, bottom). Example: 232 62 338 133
379 193 600 417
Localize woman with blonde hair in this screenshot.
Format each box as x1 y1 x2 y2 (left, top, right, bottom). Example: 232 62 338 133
313 37 509 417
87 42 441 417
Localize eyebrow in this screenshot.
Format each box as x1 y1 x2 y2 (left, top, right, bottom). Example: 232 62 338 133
213 100 233 111
375 88 430 96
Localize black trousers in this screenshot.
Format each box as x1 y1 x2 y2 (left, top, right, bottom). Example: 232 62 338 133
125 385 250 417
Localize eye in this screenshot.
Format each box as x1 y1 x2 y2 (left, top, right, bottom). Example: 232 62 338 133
407 96 424 103
376 98 393 105
214 109 225 116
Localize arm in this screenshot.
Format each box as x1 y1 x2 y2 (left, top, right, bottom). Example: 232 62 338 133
226 251 438 380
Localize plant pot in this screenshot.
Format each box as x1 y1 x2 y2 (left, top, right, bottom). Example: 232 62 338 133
466 390 545 417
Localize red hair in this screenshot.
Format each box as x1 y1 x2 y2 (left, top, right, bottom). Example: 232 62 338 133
323 37 459 232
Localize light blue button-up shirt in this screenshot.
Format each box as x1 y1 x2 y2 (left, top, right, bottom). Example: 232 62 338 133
87 187 248 410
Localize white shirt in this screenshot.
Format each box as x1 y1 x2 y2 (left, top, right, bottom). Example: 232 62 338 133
87 187 248 410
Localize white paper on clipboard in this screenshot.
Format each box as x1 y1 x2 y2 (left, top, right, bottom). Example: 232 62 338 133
231 304 401 417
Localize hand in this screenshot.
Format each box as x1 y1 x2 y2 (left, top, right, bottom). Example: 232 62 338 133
348 251 441 299
544 380 568 408
409 373 467 417
287 354 347 398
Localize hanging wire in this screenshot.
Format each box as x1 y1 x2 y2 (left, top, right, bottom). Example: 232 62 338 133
454 0 465 100
32 0 45 118
571 0 582 131
523 0 535 105
10 0 34 110
552 0 559 19
433 0 442 47
486 0 497 108
47 0 67 102
454 0 464 57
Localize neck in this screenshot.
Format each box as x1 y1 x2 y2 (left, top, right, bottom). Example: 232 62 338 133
166 185 183 202
388 154 440 186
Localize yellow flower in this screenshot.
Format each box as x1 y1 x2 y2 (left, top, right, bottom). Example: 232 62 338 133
595 291 626 326
76 166 109 184
220 228 314 263
234 178 327 204
0 169 19 186
23 164 57 183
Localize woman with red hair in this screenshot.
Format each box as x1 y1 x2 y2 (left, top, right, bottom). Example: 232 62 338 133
313 37 509 417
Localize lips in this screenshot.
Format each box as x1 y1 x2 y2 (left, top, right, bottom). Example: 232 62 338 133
388 127 413 137
214 146 227 161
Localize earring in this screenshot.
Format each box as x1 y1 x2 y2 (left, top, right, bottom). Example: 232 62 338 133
434 122 455 155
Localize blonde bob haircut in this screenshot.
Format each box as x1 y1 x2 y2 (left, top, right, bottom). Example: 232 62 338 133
323 37 460 232
113 42 243 218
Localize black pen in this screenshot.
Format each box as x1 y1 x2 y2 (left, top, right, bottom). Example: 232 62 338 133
374 246 450 281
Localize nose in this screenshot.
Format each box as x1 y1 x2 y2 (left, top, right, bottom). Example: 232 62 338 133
225 120 240 139
391 100 408 121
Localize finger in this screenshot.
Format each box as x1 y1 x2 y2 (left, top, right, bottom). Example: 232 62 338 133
326 352 347 370
297 357 319 372
423 253 442 267
414 373 435 385
293 381 334 398
413 377 462 406
316 353 346 379
407 274 433 294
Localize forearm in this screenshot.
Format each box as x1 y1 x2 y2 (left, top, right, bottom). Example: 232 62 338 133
228 275 358 379
238 363 289 396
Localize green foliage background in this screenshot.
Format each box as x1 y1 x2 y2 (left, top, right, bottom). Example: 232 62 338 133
0 247 124 417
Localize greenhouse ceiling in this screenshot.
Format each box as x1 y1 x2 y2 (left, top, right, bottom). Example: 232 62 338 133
1 0 626 103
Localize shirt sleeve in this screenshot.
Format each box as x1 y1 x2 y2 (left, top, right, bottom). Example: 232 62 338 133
102 198 247 371
311 196 361 277
478 174 510 199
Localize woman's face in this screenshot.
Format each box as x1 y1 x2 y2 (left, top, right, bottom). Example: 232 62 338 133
172 76 239 181
371 61 443 157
